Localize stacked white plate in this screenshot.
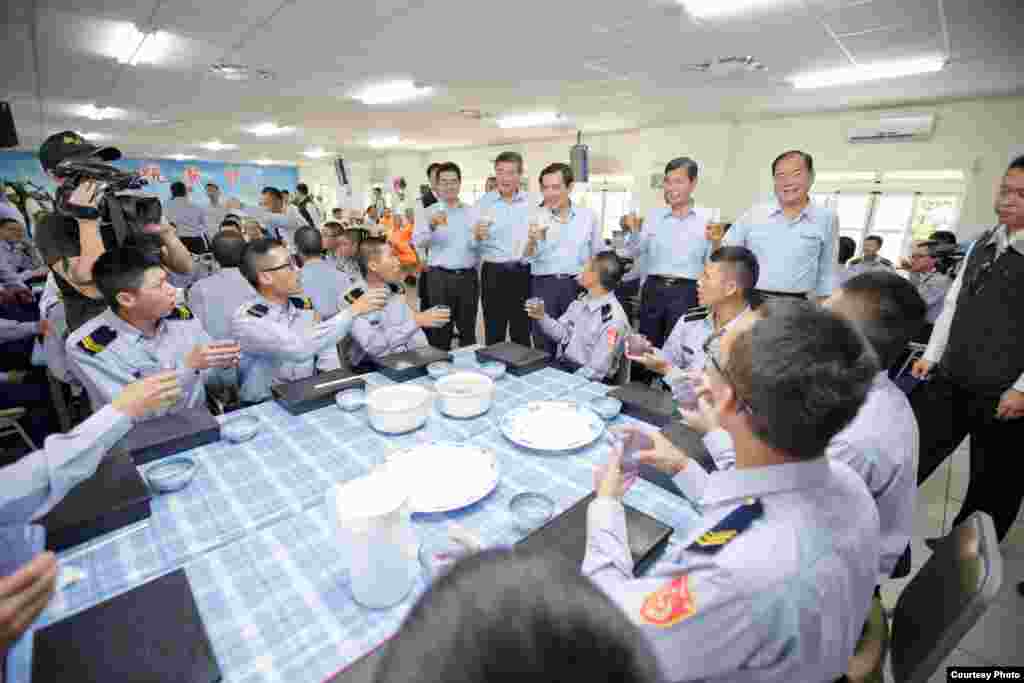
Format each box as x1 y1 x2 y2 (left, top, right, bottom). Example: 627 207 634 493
384 442 500 513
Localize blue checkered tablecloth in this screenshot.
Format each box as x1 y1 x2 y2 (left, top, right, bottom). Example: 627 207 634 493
17 352 703 683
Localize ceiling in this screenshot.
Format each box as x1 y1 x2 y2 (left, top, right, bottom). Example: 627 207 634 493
2 0 1022 165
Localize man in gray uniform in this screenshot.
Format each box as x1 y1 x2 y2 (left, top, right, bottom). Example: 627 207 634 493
188 232 256 340
334 228 364 286
66 247 241 414
295 226 354 320
588 300 880 682
527 251 630 382
230 239 387 404
846 235 894 279
906 240 952 342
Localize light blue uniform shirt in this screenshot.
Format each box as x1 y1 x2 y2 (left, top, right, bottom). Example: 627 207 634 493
349 290 429 367
621 207 709 279
699 372 916 578
660 307 749 402
725 200 838 296
522 205 603 276
300 259 354 319
412 203 481 270
164 197 209 239
474 191 532 263
584 456 880 683
188 267 257 341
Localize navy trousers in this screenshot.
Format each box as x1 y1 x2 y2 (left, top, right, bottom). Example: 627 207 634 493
634 277 697 383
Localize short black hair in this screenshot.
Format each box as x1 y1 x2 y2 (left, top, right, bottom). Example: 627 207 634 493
293 225 323 257
771 150 814 178
593 250 623 290
494 151 524 173
929 230 957 245
321 220 343 237
261 187 283 202
865 234 883 247
281 189 290 195
426 162 442 179
295 183 309 195
339 228 362 247
92 247 160 311
211 232 247 268
838 236 856 264
1009 154 1024 172
539 162 573 188
357 236 390 278
726 300 878 460
664 156 698 181
709 246 760 305
239 238 285 288
435 162 462 183
374 549 660 683
0 217 22 231
220 217 241 230
170 181 187 198
205 182 219 190
839 271 927 369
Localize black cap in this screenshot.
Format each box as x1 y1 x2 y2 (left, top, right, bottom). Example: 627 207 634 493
39 131 121 173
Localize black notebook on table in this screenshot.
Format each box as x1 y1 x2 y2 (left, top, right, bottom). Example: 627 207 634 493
115 408 221 465
515 493 672 577
475 342 550 376
606 382 676 427
272 368 368 415
32 568 221 683
371 347 451 382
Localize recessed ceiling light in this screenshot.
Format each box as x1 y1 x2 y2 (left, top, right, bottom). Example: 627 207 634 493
676 0 794 19
368 136 402 148
243 122 296 136
210 63 268 81
495 112 568 129
147 118 171 125
789 56 945 89
114 25 172 66
351 80 433 105
199 140 238 151
253 158 283 166
168 154 197 161
76 103 124 121
303 147 329 159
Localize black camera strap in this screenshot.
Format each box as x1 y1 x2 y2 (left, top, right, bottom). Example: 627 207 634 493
105 194 132 247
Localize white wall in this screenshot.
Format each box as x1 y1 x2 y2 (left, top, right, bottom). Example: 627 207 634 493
300 94 1022 236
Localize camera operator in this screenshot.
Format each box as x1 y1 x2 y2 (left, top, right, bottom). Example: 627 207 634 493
33 132 193 334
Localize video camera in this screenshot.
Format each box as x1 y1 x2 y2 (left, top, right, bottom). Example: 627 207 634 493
930 242 965 277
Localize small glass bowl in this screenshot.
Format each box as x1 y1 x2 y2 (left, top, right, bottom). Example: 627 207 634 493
478 361 507 380
222 415 260 443
509 492 556 533
427 361 453 379
590 396 622 421
335 388 367 412
145 457 197 493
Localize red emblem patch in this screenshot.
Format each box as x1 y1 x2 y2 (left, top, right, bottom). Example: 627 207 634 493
639 576 696 628
607 328 618 347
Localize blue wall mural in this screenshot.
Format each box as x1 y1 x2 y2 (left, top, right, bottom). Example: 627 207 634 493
0 150 298 210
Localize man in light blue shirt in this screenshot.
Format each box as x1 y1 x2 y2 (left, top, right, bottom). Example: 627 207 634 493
620 157 711 364
413 162 480 350
588 301 880 682
165 181 209 252
295 226 353 320
722 150 838 301
474 151 533 347
522 163 603 354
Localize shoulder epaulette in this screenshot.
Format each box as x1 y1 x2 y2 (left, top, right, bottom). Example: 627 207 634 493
879 258 894 266
387 282 404 296
601 303 613 323
683 306 710 323
848 257 863 265
687 498 764 554
77 325 117 355
164 304 193 321
247 303 269 318
576 291 587 301
288 295 314 310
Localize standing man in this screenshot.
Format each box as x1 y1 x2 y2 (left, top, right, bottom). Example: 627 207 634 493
256 187 301 247
620 157 710 370
910 154 1024 549
475 151 532 347
165 181 209 254
721 150 838 302
414 163 442 312
204 182 228 233
522 163 603 354
845 235 894 279
413 162 480 350
294 183 322 228
906 240 952 342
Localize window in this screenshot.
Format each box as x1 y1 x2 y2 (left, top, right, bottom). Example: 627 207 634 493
869 194 915 263
911 195 960 242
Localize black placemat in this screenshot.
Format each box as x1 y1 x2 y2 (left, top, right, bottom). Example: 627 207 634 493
32 568 221 683
607 382 676 426
371 347 451 381
475 342 551 376
115 408 221 465
272 368 368 415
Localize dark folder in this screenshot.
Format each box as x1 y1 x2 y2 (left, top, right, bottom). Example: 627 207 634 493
39 451 151 552
115 407 221 465
607 382 676 426
475 342 551 376
515 493 672 577
32 568 221 683
272 368 368 415
370 347 451 382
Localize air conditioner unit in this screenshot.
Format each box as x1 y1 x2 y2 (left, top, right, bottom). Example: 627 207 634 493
847 113 935 143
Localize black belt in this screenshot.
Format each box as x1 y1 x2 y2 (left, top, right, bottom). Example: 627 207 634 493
534 273 578 280
755 289 807 300
650 275 696 286
434 266 476 274
484 261 528 269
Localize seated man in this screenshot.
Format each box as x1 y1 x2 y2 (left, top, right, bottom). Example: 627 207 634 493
348 237 448 368
633 246 759 401
906 240 952 343
295 226 353 320
0 218 47 285
187 232 256 341
590 300 880 682
66 247 241 414
334 228 364 285
230 238 387 404
320 220 343 266
846 235 894 279
526 251 630 382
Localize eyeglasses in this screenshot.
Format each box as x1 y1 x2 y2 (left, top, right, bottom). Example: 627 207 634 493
702 331 755 415
261 256 298 273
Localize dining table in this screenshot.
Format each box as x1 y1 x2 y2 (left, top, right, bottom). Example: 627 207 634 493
10 347 703 683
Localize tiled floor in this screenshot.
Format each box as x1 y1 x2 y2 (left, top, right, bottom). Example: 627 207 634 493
878 439 1024 681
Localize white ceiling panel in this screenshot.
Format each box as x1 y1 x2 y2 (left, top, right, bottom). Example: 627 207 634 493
822 0 938 36
840 25 944 62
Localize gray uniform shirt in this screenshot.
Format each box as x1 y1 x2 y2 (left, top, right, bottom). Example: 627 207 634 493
538 291 630 380
584 457 880 683
188 267 258 341
300 259 354 320
349 289 428 367
909 270 952 324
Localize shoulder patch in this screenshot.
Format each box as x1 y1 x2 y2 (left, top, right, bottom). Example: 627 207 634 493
164 305 194 321
288 295 314 310
639 576 696 628
683 305 709 323
601 303 613 323
577 291 587 301
687 498 764 554
247 303 269 318
387 282 404 296
77 325 117 355
879 258 893 266
343 287 365 305
848 257 863 265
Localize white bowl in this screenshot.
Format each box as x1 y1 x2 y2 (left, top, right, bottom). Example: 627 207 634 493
434 372 495 419
367 384 434 434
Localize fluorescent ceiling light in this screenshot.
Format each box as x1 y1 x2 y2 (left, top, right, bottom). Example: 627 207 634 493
677 0 792 19
253 158 285 166
883 169 965 181
789 56 945 89
76 104 124 121
244 122 296 136
351 80 433 105
496 111 567 129
303 147 329 159
199 140 238 151
368 136 402 148
168 154 196 161
816 171 880 182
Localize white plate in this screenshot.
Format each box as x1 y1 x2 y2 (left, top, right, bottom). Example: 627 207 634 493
499 401 606 452
384 442 499 513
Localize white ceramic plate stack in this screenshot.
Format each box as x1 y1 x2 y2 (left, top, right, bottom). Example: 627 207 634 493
499 401 606 452
383 442 500 513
